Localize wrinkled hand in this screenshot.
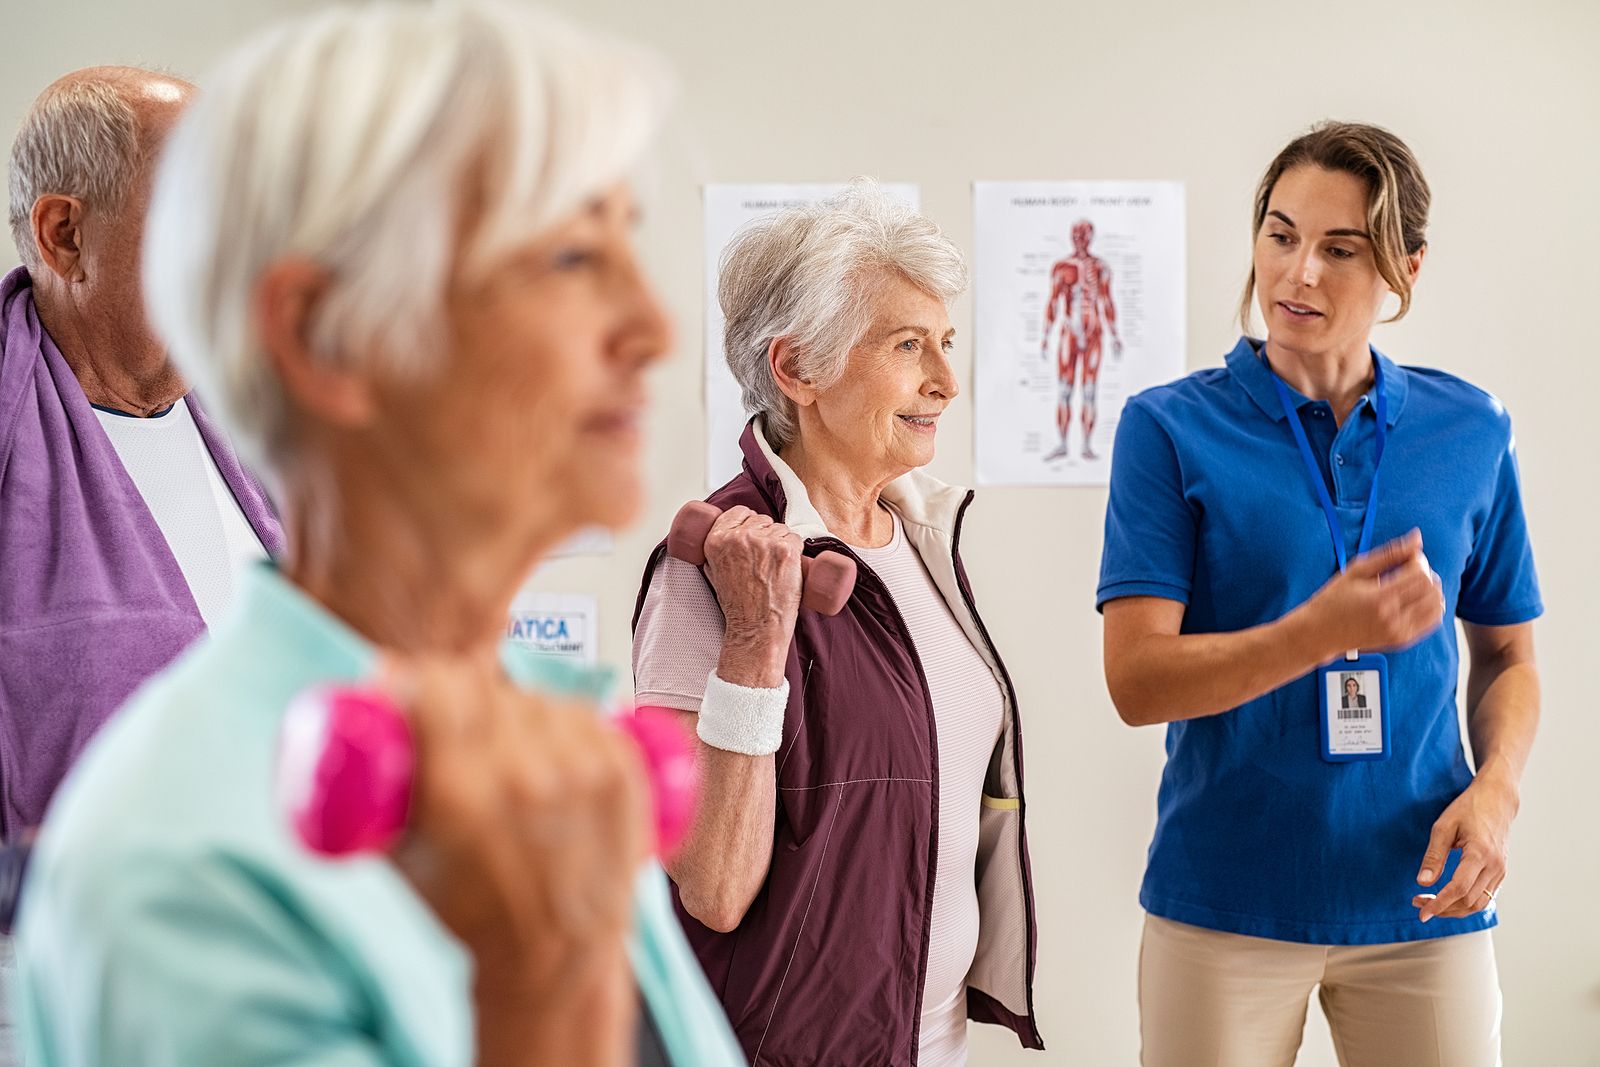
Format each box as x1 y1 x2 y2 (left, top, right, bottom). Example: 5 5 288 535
702 505 804 687
1413 773 1517 922
1301 530 1445 658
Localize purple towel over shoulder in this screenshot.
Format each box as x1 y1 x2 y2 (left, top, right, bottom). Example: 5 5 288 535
0 266 282 840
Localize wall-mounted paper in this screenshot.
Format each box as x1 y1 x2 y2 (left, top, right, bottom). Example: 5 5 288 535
506 592 597 664
703 182 920 490
548 527 613 559
974 181 1186 486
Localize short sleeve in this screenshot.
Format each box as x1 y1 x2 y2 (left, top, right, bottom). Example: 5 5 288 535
631 557 725 711
1456 422 1543 626
1097 398 1198 611
18 853 385 1067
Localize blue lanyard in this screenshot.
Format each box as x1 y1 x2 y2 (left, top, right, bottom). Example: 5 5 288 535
1267 352 1388 573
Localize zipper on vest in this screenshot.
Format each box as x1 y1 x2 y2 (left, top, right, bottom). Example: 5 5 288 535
949 493 1043 1048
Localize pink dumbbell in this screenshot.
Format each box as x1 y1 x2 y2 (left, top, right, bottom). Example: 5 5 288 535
277 686 699 859
668 501 857 616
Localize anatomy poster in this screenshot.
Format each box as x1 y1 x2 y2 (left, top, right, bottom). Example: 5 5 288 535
505 592 597 664
974 181 1185 486
703 183 919 490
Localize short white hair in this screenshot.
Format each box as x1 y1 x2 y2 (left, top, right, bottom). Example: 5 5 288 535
143 0 671 474
719 179 967 449
8 75 144 269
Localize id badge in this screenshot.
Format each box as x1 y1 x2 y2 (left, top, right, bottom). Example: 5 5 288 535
1319 653 1389 762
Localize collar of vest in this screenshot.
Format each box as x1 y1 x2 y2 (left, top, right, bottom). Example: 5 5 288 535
736 415 973 543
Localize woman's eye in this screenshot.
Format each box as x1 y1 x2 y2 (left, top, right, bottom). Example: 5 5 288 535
900 338 919 351
942 339 955 353
553 247 596 270
1328 246 1355 260
1268 232 1291 245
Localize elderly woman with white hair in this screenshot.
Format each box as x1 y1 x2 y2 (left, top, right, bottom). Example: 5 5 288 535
632 184 1043 1065
15 4 744 1066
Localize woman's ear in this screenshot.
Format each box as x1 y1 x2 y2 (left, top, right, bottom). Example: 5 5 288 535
768 336 817 408
253 259 375 427
1406 243 1427 286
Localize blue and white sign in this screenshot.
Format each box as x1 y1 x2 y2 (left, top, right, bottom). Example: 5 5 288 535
506 592 598 664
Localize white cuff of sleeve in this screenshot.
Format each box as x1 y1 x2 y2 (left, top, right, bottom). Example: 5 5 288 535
697 670 789 756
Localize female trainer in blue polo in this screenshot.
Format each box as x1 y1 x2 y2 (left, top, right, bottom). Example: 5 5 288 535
1099 122 1542 1067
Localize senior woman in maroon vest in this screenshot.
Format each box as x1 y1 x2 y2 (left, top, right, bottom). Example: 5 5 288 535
633 182 1042 1066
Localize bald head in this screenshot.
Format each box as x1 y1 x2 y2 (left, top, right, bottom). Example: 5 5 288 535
44 64 190 103
7 65 193 270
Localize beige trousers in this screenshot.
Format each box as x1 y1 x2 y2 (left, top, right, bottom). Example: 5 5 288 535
1139 914 1501 1067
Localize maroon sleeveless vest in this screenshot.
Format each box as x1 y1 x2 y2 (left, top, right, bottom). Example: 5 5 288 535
634 421 1041 1066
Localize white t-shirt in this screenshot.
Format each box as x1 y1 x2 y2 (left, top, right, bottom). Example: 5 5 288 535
633 509 1004 1067
94 399 267 628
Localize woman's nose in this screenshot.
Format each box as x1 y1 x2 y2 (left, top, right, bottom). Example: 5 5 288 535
1293 249 1320 288
618 267 674 370
926 349 959 401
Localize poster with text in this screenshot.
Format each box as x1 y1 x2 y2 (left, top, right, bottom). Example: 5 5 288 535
505 593 597 665
974 180 1185 486
704 182 919 490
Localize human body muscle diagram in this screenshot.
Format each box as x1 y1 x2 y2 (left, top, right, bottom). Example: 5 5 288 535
1040 219 1122 461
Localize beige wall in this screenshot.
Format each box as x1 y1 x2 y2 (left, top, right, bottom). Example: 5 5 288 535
7 0 1597 1063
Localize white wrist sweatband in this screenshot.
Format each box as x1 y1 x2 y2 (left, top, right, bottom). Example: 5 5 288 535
697 670 789 756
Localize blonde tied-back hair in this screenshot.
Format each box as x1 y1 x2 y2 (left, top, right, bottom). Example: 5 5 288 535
1240 121 1430 333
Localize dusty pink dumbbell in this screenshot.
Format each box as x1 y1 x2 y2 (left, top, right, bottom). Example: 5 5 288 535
277 686 699 859
668 501 857 616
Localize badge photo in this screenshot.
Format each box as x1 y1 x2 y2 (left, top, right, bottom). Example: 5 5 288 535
1319 653 1390 762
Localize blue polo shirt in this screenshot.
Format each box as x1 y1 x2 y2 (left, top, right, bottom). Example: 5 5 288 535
1098 336 1542 945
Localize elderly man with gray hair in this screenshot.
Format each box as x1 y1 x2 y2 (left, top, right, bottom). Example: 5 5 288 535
0 67 282 845
0 65 282 1061
632 182 1044 1064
